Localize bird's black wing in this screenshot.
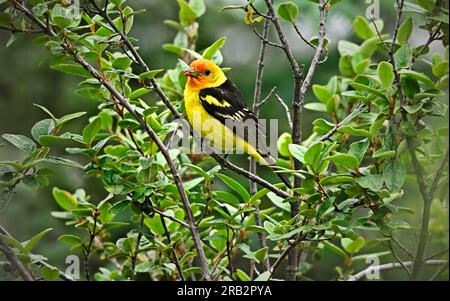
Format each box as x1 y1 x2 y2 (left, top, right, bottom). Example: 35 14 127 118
199 79 272 159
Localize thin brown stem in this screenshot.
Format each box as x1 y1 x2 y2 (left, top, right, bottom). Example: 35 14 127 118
250 12 271 272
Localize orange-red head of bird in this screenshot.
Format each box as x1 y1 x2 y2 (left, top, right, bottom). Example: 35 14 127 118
183 59 226 90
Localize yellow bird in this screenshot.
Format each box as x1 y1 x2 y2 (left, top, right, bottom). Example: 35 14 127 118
183 58 291 187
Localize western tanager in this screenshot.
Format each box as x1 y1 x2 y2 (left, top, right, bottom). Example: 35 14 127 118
183 58 291 187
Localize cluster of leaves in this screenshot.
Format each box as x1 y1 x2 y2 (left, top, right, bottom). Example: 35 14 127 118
0 0 448 281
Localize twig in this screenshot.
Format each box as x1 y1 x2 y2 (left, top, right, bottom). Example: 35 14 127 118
257 86 277 108
387 240 411 275
0 24 43 33
292 23 317 50
160 215 185 281
269 233 306 280
83 208 99 281
390 235 413 259
212 153 291 198
36 259 74 281
250 12 271 273
274 93 293 130
347 260 448 281
429 261 449 281
12 0 211 280
428 147 449 197
225 225 234 277
131 214 144 277
250 25 284 49
319 103 365 142
425 248 449 262
0 235 34 281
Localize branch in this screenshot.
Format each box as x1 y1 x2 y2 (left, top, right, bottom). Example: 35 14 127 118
347 260 448 281
0 235 35 281
428 147 449 197
12 0 211 280
319 103 366 142
212 153 291 199
251 24 284 49
0 225 72 281
292 23 317 50
0 24 43 33
250 13 271 273
160 215 185 281
269 232 306 280
274 93 293 130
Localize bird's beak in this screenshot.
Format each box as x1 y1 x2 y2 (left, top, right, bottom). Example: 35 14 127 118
183 68 200 78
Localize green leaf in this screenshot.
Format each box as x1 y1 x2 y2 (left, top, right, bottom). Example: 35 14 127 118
235 268 251 281
432 61 449 78
144 215 165 236
109 200 130 214
312 84 333 103
377 62 395 89
202 37 227 60
288 143 307 163
82 117 102 146
337 198 359 210
305 102 327 112
277 2 298 23
399 70 435 88
129 87 150 100
44 156 83 169
320 175 354 186
322 241 347 258
23 175 40 189
349 138 370 163
23 228 53 253
189 0 206 17
338 40 360 56
267 192 291 212
178 0 197 26
394 44 412 69
52 187 78 211
254 271 271 281
370 114 386 137
216 173 250 202
31 119 55 141
183 177 204 190
254 247 268 264
2 134 36 153
337 125 371 137
373 150 396 160
383 159 406 191
139 69 164 81
341 236 365 254
396 17 413 45
353 16 374 40
304 142 324 172
327 153 359 170
356 174 384 191
213 191 241 206
57 112 86 126
58 234 82 246
42 265 60 281
51 64 91 78
416 0 436 10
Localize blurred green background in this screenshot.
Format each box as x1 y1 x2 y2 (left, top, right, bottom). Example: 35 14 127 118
0 0 447 280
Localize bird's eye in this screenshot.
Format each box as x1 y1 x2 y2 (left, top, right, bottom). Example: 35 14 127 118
204 70 211 76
